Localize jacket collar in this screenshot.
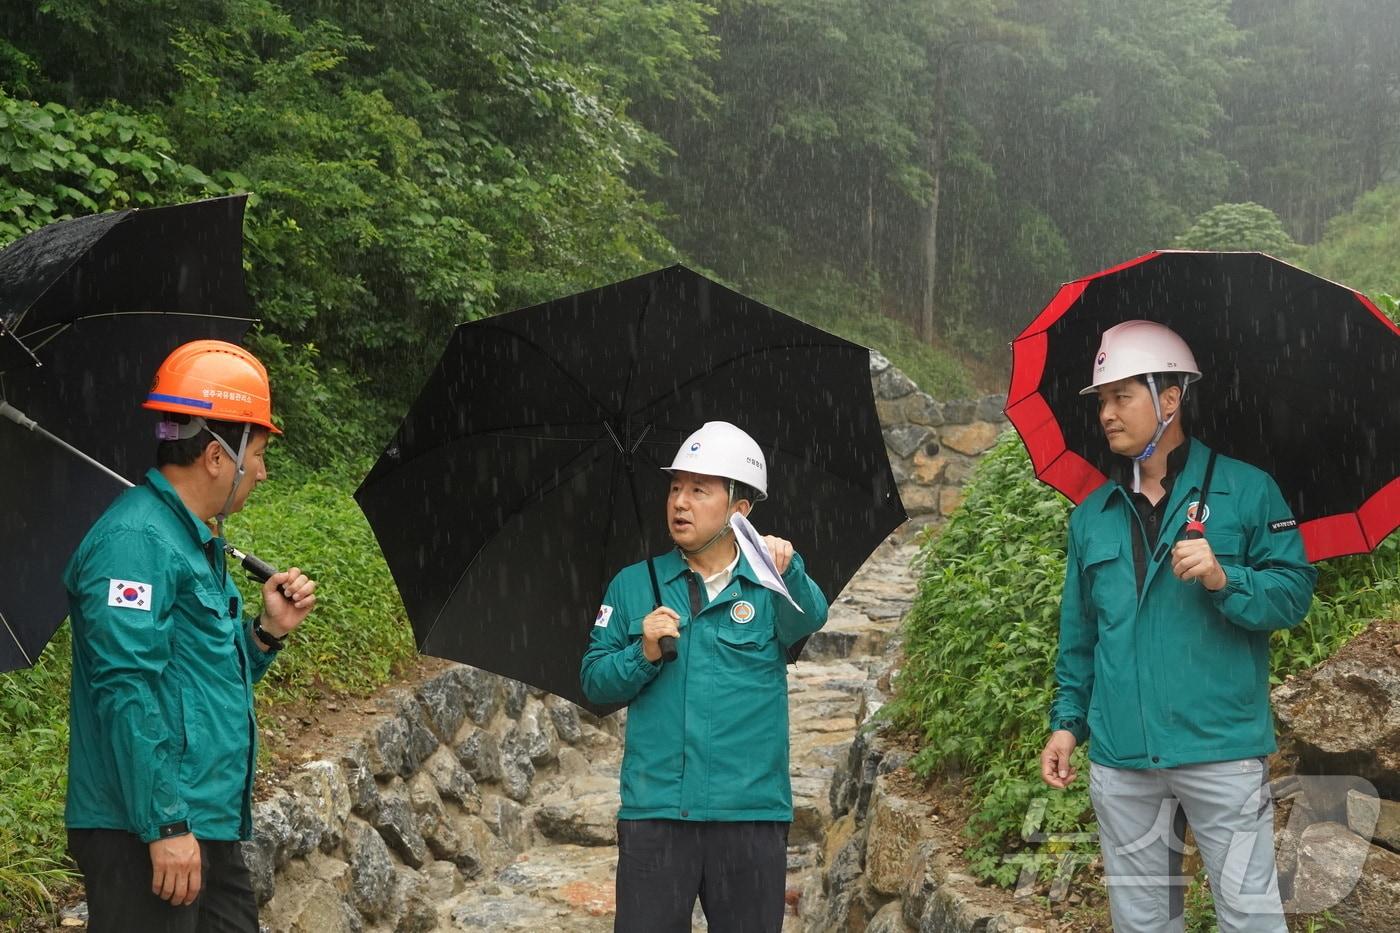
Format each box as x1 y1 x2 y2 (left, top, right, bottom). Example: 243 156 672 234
655 541 761 587
144 467 217 548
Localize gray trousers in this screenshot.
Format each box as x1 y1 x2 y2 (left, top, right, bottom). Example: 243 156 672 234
1089 759 1286 933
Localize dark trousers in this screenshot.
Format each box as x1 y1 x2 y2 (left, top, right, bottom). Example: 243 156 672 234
614 819 788 933
67 829 258 933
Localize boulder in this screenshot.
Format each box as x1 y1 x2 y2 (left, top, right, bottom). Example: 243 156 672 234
866 774 933 896
1272 621 1400 797
1288 821 1400 930
344 818 398 922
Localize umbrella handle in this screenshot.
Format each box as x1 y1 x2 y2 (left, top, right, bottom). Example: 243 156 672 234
224 544 296 599
658 635 678 663
1184 521 1205 540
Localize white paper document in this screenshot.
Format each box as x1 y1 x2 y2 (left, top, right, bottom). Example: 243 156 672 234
729 511 804 613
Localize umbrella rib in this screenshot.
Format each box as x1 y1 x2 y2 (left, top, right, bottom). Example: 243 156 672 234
417 439 613 651
629 342 858 421
20 311 258 355
0 607 33 667
467 323 616 421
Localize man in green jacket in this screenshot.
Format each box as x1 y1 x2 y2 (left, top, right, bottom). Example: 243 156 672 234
581 421 829 932
65 340 317 932
1039 321 1316 932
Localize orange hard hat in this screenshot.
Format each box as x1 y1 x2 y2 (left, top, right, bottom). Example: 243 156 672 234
143 340 280 433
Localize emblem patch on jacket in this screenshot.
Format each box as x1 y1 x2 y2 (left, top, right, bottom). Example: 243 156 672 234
1186 501 1210 524
730 601 756 624
1269 518 1298 533
594 605 613 628
108 580 153 611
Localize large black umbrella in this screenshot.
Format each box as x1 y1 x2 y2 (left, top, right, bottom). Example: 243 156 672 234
355 265 906 713
0 196 254 670
1006 250 1400 561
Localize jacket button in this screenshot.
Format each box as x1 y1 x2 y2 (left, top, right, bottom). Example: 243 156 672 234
1152 756 1160 763
681 810 689 817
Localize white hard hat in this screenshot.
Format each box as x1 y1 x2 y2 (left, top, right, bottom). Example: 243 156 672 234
1080 320 1202 395
665 421 768 500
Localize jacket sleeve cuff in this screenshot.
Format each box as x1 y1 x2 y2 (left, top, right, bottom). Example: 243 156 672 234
627 639 661 681
1051 716 1090 745
1207 565 1244 604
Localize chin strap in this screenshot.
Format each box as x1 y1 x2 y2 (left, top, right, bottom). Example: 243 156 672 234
164 417 250 538
1130 373 1187 493
679 480 750 559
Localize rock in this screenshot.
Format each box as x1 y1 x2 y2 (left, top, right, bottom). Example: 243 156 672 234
1288 820 1400 929
459 665 503 727
987 912 1039 933
944 459 974 485
499 730 537 802
424 746 480 811
392 866 438 933
481 794 529 852
942 399 977 423
296 761 352 852
977 395 1008 423
904 393 945 428
884 424 934 459
899 484 941 517
344 818 398 922
374 790 430 869
910 450 947 484
919 879 997 933
455 727 503 784
534 796 618 846
877 398 904 426
240 836 276 907
424 859 465 900
545 695 585 746
391 690 442 775
417 667 469 742
341 742 382 820
250 794 293 877
831 725 889 821
503 679 528 719
867 900 912 933
869 351 893 376
939 486 966 517
452 813 505 878
866 774 933 895
875 365 918 400
901 841 945 928
367 715 410 779
556 746 590 777
940 421 1001 456
409 771 465 861
1272 621 1400 796
517 700 559 765
1348 789 1400 852
284 879 363 933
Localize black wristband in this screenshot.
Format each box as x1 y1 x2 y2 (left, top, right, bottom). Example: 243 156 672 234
158 819 191 839
253 616 286 652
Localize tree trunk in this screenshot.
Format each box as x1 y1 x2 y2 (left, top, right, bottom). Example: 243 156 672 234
921 63 948 344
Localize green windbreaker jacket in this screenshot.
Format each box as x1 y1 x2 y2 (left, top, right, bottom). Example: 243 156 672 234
64 469 275 842
580 548 828 821
1050 439 1317 769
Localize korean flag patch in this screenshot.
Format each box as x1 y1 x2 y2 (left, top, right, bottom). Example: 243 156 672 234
108 579 154 612
594 604 614 628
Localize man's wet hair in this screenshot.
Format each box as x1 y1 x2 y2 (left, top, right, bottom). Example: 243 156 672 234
156 415 268 468
731 481 760 505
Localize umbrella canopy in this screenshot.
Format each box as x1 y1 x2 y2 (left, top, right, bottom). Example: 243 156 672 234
355 265 906 713
1006 250 1400 561
0 196 253 670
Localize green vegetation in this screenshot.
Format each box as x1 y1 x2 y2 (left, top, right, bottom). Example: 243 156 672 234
3 0 1400 923
888 432 1400 890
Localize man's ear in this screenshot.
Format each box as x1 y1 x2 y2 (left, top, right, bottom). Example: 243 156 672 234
202 438 225 475
1160 384 1183 418
734 499 753 519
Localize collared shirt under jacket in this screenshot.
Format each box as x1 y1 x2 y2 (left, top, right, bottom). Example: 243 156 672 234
1050 439 1317 770
65 468 275 843
580 547 829 822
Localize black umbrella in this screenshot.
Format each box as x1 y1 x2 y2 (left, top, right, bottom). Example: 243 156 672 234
1 196 256 670
355 265 906 713
1007 250 1400 561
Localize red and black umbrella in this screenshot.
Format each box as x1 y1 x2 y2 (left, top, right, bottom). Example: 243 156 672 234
1006 250 1400 561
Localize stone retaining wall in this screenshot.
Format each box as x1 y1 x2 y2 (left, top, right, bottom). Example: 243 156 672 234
246 354 1013 932
246 667 622 932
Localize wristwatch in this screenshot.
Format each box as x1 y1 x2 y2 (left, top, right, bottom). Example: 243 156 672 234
253 616 287 652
